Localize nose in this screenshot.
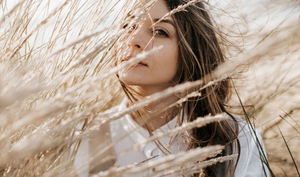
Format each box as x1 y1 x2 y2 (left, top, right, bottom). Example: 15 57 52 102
127 25 147 50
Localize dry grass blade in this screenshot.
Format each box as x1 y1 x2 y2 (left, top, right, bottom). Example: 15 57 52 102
159 154 238 177
120 114 229 155
93 145 224 177
8 0 72 60
0 0 24 26
0 86 44 111
278 127 300 176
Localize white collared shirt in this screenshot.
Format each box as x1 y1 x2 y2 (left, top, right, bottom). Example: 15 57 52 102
109 98 189 177
75 98 269 177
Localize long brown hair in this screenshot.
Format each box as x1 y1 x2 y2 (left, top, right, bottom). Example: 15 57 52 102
116 0 240 176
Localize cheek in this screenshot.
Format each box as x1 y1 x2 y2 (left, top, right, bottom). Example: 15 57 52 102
154 46 179 78
164 46 178 69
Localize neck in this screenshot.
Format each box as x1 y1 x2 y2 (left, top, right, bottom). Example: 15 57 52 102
127 88 179 131
132 84 171 97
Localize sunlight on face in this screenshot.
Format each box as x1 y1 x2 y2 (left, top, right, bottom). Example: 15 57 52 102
118 0 179 95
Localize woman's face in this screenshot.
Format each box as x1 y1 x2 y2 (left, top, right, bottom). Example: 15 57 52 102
118 0 179 95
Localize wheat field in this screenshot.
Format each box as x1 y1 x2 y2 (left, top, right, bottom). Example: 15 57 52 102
0 0 299 176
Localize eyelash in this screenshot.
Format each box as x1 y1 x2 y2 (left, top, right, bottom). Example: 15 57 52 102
151 29 169 37
122 23 128 29
122 23 169 38
122 23 137 31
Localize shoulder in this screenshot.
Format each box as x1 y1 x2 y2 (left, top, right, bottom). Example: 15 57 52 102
235 117 264 153
73 99 127 176
233 116 269 177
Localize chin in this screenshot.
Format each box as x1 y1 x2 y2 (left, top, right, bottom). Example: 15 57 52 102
118 71 141 84
119 75 140 86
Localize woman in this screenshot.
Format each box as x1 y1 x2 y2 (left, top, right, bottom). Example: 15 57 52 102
74 0 268 176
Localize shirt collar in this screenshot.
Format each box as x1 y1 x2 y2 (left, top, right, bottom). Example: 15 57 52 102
118 97 180 158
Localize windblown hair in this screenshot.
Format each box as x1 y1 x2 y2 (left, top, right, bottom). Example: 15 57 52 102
164 1 240 176
116 0 241 176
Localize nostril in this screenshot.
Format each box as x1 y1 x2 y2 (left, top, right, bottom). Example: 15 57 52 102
128 37 142 49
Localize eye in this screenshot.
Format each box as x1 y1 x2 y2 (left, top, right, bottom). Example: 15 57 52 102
129 24 137 31
122 23 128 29
152 29 169 37
123 23 137 32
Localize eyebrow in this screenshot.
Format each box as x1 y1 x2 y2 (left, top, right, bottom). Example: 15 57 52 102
154 18 175 28
126 15 175 28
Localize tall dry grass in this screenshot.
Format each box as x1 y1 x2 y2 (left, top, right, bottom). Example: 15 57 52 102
0 0 299 176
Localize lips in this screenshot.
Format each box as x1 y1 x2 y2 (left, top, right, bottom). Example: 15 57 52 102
122 56 148 67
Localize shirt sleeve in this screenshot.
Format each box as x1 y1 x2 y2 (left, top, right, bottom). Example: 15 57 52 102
235 123 270 177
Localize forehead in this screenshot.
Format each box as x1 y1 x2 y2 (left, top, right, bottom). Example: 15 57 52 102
132 0 172 21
